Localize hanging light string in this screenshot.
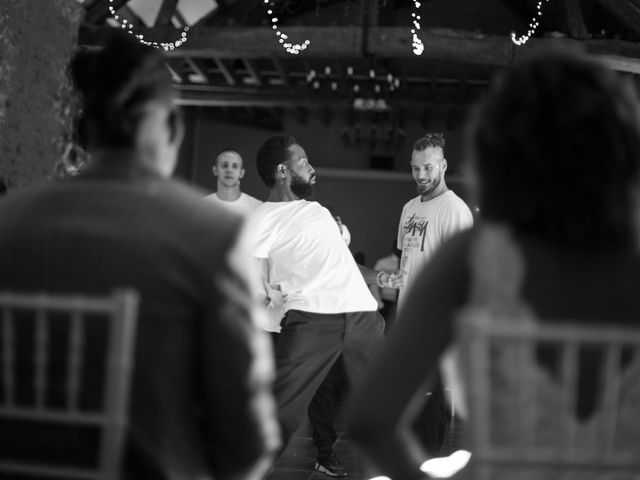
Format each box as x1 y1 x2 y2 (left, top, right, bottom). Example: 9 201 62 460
265 0 310 55
107 0 189 51
511 0 550 46
411 0 424 56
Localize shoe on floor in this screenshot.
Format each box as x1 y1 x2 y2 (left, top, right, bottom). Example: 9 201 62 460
315 452 348 477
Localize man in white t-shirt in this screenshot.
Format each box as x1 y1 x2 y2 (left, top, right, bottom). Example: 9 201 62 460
249 135 397 477
203 149 262 213
397 132 474 456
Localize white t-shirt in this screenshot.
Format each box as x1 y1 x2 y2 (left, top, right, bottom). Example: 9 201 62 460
397 190 473 307
203 192 262 215
249 200 377 315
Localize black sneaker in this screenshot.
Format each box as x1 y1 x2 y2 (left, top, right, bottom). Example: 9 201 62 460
314 452 348 477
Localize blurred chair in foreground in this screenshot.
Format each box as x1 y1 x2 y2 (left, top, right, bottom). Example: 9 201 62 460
0 29 279 480
0 289 138 480
458 310 640 480
348 47 640 480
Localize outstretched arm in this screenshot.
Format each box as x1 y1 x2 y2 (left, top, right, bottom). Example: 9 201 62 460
357 264 403 289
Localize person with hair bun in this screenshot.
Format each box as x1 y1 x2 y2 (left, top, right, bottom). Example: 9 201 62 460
349 48 640 480
0 30 280 480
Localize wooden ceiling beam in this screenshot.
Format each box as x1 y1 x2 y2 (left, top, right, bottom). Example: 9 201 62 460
79 25 640 74
563 0 590 39
212 57 238 86
241 59 263 87
595 0 640 38
155 0 179 26
271 57 291 87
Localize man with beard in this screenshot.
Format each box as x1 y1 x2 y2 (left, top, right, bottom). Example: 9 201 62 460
204 149 262 214
397 133 473 456
250 135 394 476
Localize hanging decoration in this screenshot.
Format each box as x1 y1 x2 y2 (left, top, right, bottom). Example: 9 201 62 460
411 0 424 55
107 0 189 51
511 0 550 46
265 0 310 55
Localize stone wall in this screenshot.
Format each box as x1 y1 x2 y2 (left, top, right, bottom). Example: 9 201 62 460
0 0 82 190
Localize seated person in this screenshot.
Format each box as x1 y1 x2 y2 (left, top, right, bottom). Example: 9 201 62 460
348 47 640 480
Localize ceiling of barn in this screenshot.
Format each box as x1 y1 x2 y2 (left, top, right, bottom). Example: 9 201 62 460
77 0 640 129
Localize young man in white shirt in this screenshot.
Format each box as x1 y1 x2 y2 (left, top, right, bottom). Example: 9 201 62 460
397 132 474 456
204 149 262 214
250 135 398 476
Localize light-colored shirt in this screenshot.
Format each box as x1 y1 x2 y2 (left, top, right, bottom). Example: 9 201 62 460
250 200 378 315
203 192 262 215
397 190 473 307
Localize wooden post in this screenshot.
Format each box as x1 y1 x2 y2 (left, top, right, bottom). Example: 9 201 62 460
0 0 82 190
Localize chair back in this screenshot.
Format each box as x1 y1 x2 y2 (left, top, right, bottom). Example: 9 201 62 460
458 315 640 480
0 289 139 480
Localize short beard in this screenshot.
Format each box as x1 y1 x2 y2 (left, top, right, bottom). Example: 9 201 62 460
417 175 440 198
290 170 315 199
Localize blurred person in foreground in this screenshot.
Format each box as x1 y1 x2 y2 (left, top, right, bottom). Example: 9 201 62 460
0 30 279 480
348 48 640 480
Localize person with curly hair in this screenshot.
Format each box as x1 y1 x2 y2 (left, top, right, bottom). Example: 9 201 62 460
349 47 640 480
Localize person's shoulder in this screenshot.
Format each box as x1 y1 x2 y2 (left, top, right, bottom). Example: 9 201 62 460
158 178 243 229
401 195 422 210
241 192 263 204
202 192 220 202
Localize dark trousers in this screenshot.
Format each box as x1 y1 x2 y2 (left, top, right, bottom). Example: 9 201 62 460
308 357 346 456
412 372 448 457
380 299 397 336
274 309 385 451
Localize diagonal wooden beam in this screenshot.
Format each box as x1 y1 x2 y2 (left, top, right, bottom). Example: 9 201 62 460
563 0 590 39
212 57 238 86
155 0 179 26
241 59 263 87
595 0 640 38
271 57 291 87
185 58 213 83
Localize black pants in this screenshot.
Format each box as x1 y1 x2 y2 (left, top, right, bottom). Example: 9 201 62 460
412 372 449 457
274 309 385 451
308 357 346 457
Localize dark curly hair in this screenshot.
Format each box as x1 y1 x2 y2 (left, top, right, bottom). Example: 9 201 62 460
413 133 445 152
256 135 297 188
466 47 640 249
69 30 174 149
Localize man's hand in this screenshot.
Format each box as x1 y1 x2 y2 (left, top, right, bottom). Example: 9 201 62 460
376 271 403 289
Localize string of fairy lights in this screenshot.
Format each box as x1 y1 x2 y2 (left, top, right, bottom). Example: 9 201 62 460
410 1 424 55
106 0 548 54
107 0 188 51
511 0 550 46
264 0 310 55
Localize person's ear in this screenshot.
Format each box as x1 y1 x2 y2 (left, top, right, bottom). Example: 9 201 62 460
240 168 246 179
212 165 219 177
441 158 448 173
278 164 288 178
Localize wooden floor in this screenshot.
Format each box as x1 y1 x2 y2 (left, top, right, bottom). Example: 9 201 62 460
267 409 367 480
267 407 463 480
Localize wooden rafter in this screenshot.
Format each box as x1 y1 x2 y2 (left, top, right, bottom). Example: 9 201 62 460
241 59 263 87
212 57 238 86
595 0 640 38
79 25 640 74
563 0 589 39
271 58 291 87
155 0 179 26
